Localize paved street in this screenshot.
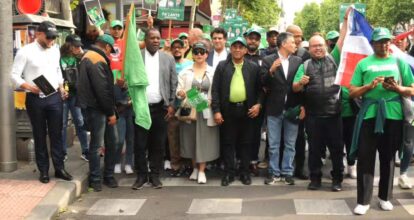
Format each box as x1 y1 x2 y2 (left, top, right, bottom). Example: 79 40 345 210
57 165 414 220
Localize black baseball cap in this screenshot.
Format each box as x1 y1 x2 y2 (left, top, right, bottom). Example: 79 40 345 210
65 34 83 47
37 21 58 39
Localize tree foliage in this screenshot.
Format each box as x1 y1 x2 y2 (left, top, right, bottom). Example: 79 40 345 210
293 2 321 39
294 0 414 40
221 0 282 27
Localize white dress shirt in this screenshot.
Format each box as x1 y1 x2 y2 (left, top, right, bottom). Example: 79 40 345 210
145 49 163 103
212 49 228 73
11 41 63 94
278 51 290 79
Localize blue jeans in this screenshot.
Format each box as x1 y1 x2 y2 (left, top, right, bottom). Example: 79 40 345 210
267 114 299 176
62 96 88 154
82 108 118 183
115 111 134 166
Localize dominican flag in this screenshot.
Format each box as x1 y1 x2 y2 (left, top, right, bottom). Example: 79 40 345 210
335 8 414 86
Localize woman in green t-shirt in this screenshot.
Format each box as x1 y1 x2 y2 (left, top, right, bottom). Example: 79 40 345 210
349 27 414 215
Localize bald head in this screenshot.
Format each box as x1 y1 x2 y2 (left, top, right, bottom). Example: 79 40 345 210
308 35 326 59
188 28 203 46
286 25 303 47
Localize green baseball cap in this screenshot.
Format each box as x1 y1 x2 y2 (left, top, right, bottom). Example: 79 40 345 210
202 33 212 41
326 30 339 40
245 28 261 38
371 27 393 42
231 37 247 47
178 32 188 39
110 20 123 28
97 34 115 53
171 38 184 47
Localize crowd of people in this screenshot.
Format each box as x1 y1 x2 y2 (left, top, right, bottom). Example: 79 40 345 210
10 7 414 215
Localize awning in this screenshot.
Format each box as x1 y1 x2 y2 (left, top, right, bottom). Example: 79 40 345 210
13 14 76 29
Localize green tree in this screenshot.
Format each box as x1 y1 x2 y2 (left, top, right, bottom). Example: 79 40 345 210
294 2 321 40
220 0 282 27
366 0 414 29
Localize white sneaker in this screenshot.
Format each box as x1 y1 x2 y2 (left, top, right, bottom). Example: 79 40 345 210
353 204 370 215
379 199 393 211
125 164 134 175
164 160 171 170
197 171 207 184
398 174 412 189
189 168 198 180
114 164 121 174
348 165 357 179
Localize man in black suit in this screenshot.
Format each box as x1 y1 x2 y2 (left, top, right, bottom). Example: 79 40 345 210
211 37 264 186
261 32 304 186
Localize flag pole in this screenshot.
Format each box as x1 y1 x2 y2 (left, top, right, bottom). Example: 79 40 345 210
168 20 172 40
121 4 134 80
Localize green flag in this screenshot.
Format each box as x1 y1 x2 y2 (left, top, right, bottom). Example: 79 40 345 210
123 4 152 130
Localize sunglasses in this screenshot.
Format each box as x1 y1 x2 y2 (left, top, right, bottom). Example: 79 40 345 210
193 49 206 55
46 36 57 40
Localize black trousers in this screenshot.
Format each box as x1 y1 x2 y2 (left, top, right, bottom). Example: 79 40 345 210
294 120 306 174
25 93 64 173
342 116 356 166
306 115 344 181
357 119 402 205
134 104 167 178
221 104 254 177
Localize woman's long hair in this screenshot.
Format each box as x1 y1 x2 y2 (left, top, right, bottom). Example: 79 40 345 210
60 42 73 57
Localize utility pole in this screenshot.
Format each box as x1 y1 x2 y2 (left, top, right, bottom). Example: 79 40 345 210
0 0 18 172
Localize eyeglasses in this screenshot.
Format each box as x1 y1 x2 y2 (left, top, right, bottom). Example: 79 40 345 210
193 49 206 55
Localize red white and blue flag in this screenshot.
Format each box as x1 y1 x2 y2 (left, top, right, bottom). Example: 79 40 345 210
335 8 414 87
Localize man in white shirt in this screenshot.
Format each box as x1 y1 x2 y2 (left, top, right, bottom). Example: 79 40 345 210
11 21 72 183
207 27 228 73
261 32 304 186
132 29 177 190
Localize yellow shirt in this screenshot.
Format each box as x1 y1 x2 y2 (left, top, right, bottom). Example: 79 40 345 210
229 62 246 102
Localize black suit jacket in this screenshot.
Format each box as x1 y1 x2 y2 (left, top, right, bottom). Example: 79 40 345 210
262 53 303 117
211 57 264 117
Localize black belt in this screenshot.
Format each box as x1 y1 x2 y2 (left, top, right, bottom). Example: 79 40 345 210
229 101 245 107
148 101 164 108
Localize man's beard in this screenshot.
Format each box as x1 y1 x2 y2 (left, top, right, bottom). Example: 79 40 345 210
174 55 182 61
247 45 258 53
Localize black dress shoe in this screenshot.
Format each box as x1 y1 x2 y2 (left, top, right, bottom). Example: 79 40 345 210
307 179 322 190
55 169 73 181
103 177 118 188
294 171 309 180
240 175 252 185
249 164 259 177
149 177 163 189
221 175 234 186
132 176 148 190
39 172 50 184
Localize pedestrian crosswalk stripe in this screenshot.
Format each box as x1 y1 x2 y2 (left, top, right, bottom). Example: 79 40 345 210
294 199 352 215
397 199 414 215
187 198 243 214
86 199 146 216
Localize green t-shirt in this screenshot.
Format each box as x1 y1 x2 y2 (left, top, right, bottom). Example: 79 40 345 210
350 55 414 120
341 87 354 117
293 45 340 83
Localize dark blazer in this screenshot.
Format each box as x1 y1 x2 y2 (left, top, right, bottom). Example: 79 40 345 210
211 57 264 117
141 49 178 107
262 53 303 117
207 48 230 67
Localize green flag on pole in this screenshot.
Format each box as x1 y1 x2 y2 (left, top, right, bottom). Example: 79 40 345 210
123 4 152 130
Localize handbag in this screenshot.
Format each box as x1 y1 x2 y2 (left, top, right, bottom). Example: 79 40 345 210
397 58 414 125
176 107 196 121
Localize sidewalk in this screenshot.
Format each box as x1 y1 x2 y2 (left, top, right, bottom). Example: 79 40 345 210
0 142 89 220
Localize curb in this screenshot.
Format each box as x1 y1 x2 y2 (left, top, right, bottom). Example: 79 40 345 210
25 162 89 220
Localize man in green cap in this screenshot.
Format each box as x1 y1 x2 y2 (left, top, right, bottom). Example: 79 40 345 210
326 30 340 53
77 34 119 192
211 37 264 187
349 27 414 215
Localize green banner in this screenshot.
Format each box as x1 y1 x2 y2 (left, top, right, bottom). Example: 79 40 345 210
186 88 208 112
157 0 185 21
339 3 366 23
